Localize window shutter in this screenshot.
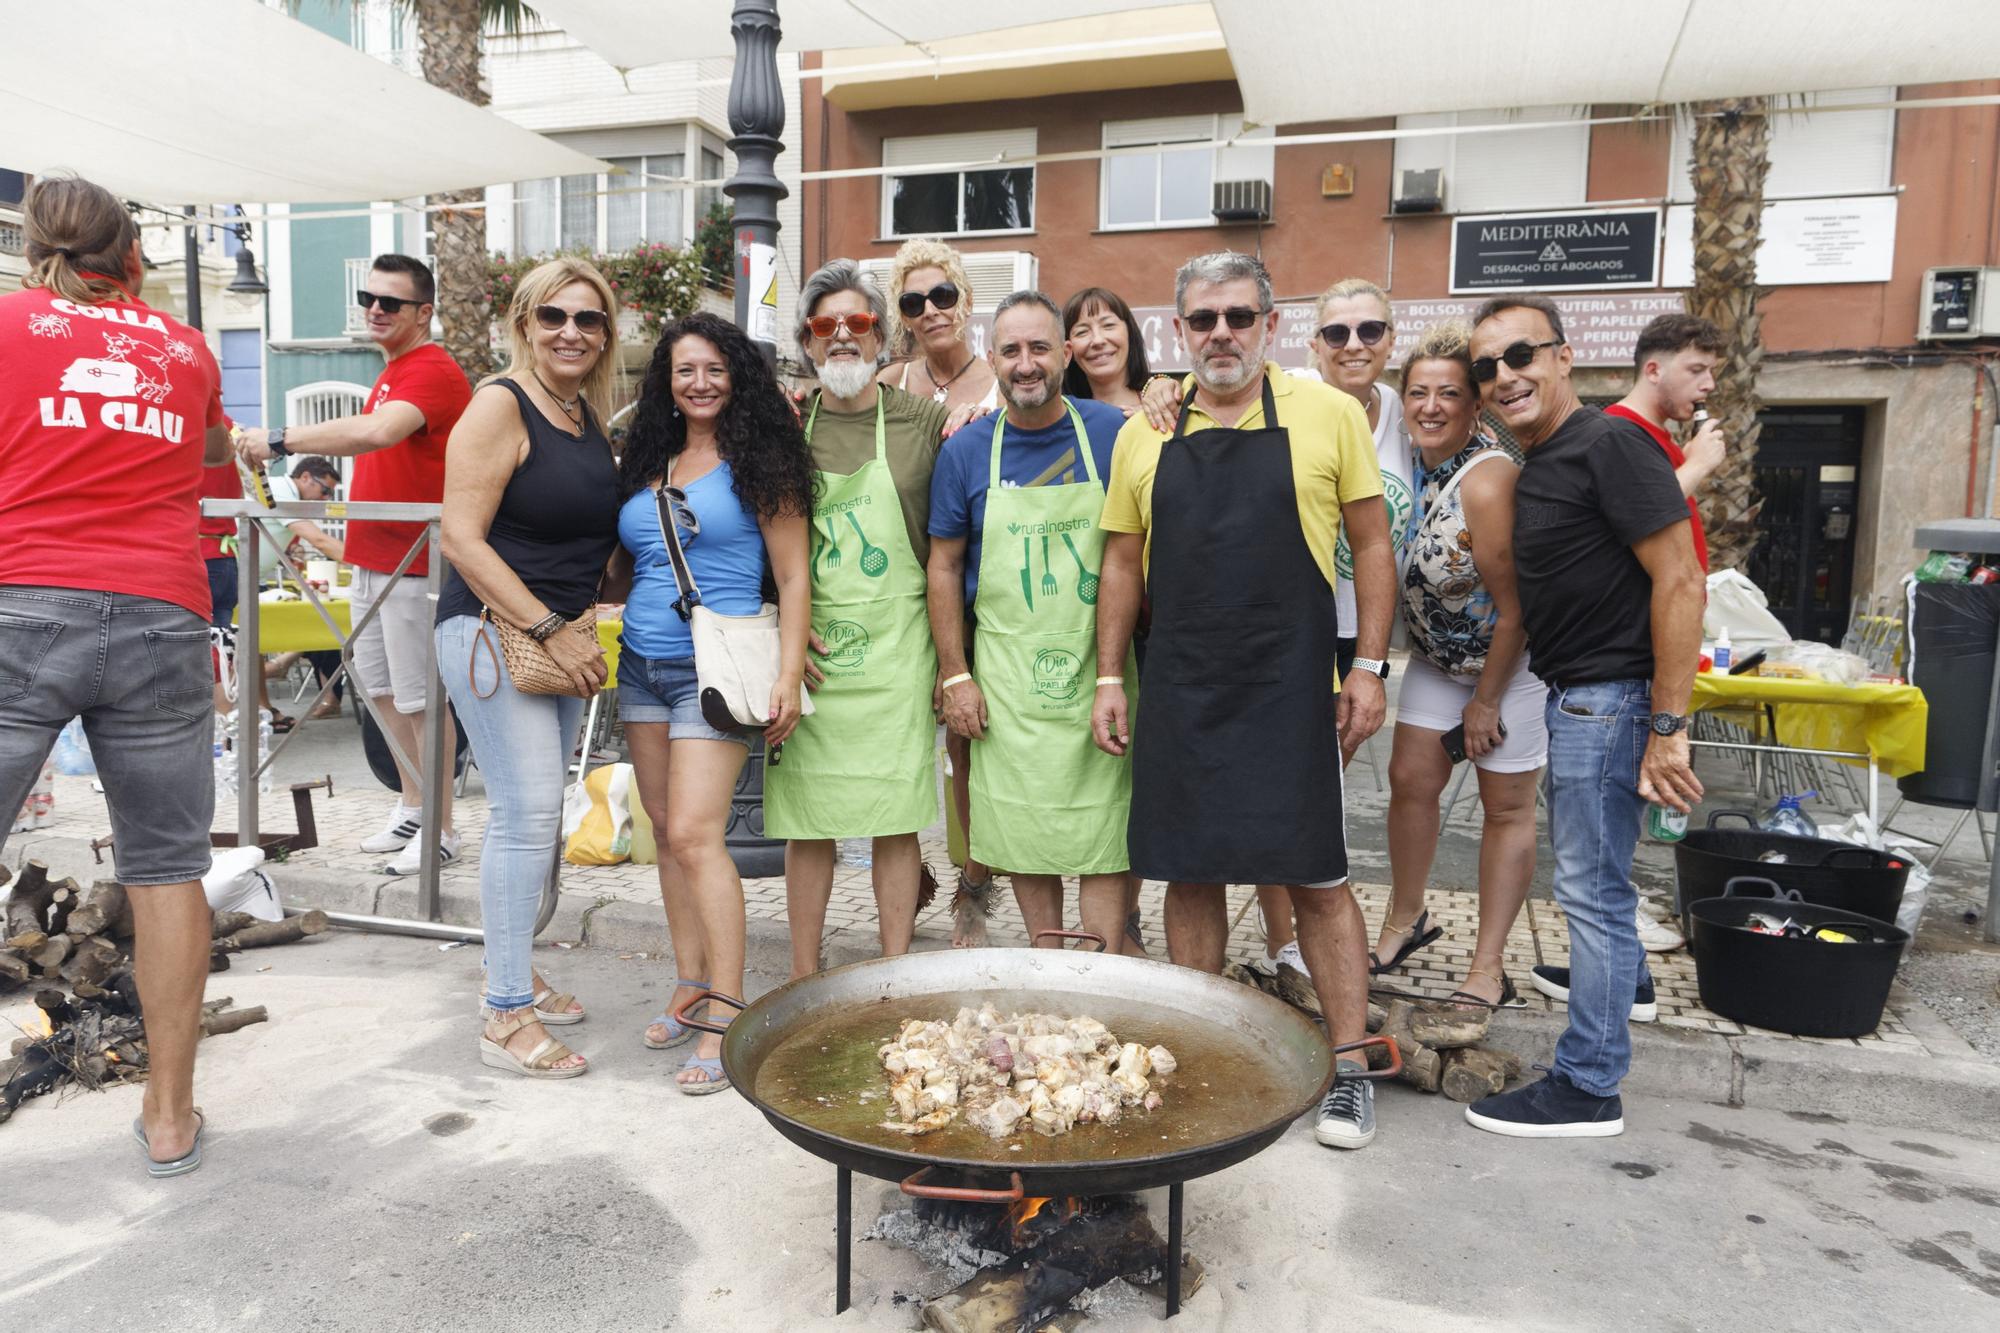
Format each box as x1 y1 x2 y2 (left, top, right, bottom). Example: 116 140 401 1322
1669 87 1895 201
1103 115 1213 149
1449 106 1588 214
883 129 1038 172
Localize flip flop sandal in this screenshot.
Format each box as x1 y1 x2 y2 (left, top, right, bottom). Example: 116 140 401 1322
479 1008 586 1079
677 1052 732 1096
642 978 711 1050
1446 968 1527 1010
533 987 585 1026
132 1109 205 1178
268 714 297 735
1369 909 1444 975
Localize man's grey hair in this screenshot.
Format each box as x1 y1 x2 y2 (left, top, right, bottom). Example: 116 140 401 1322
1174 251 1273 315
991 289 1064 338
796 258 889 365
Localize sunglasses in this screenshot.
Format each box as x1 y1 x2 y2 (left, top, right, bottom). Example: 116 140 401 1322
1182 306 1262 333
896 282 960 319
1471 339 1564 383
660 484 701 545
805 311 881 340
356 290 421 315
534 305 610 335
1319 320 1389 349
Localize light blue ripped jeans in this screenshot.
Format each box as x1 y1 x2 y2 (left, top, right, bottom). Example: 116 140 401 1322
436 614 585 1012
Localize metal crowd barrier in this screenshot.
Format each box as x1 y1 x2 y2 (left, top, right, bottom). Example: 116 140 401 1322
201 498 560 942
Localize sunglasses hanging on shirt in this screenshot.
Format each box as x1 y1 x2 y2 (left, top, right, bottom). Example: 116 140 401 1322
1183 306 1262 333
1471 338 1564 383
896 283 960 319
533 305 611 335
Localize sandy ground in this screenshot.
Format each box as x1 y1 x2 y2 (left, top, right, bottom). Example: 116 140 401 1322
3 929 1997 1332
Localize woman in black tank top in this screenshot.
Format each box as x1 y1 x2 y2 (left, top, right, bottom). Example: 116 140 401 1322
434 258 623 1081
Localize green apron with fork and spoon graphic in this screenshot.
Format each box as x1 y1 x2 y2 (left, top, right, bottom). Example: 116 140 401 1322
764 392 939 839
968 399 1134 875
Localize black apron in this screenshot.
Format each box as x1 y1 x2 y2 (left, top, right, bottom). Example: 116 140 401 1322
1127 377 1347 886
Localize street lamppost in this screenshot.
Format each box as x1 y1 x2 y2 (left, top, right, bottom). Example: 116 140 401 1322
725 0 787 369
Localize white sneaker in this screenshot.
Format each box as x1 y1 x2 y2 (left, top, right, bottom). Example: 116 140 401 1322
1275 940 1311 979
360 804 423 854
1638 897 1671 922
386 830 460 876
1635 909 1685 953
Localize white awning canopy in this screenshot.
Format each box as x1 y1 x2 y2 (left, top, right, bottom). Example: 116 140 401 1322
528 0 1170 69
1212 0 2000 126
1 0 608 204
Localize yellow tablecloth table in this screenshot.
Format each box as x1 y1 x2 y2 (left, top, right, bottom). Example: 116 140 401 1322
1689 672 1928 779
241 597 626 676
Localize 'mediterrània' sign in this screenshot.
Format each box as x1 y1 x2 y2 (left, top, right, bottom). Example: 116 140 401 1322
1450 208 1661 294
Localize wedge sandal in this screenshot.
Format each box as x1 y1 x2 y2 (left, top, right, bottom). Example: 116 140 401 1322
480 1008 586 1079
533 986 585 1027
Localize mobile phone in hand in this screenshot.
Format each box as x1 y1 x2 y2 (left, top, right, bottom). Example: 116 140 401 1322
1440 718 1507 764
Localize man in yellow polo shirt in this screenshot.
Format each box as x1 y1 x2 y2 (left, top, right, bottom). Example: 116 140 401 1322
1091 250 1396 1151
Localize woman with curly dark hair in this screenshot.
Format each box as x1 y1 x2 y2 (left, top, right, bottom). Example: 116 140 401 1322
613 311 814 1094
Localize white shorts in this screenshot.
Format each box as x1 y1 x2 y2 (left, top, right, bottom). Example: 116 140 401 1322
348 565 434 713
1395 654 1548 774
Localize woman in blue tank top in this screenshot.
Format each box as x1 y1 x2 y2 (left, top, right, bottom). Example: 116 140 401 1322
613 312 815 1095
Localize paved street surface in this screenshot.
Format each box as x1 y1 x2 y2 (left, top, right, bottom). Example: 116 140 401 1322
3 929 1995 1332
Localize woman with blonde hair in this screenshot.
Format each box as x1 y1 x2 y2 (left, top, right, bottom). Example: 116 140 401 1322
1377 320 1544 1006
436 257 625 1078
879 237 999 419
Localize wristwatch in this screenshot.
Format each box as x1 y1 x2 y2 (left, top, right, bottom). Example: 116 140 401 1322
267 427 290 458
1349 656 1391 680
1650 712 1690 736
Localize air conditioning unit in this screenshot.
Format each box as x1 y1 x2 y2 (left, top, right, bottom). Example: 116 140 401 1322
1212 179 1273 224
1392 168 1444 214
858 251 1039 313
1918 266 2000 342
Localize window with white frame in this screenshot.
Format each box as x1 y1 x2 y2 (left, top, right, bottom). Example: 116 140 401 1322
511 127 722 256
882 129 1036 238
1101 114 1274 230
1393 107 1590 215
1668 87 1895 201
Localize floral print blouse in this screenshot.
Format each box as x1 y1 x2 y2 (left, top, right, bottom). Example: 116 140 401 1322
1401 439 1515 678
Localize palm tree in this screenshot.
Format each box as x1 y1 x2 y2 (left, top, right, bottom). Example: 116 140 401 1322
298 1 538 380
1685 96 1771 573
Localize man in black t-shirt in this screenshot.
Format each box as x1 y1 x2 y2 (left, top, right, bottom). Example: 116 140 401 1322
1460 295 1707 1140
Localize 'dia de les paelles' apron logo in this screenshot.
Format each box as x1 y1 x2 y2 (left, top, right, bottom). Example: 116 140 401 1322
823 619 870 670
1334 472 1415 579
1031 648 1082 703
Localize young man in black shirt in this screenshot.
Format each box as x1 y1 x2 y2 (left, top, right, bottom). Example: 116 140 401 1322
1462 295 1706 1138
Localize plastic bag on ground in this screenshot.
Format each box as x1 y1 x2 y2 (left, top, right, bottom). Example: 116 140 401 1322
1815 811 1930 944
202 844 284 921
53 719 97 777
563 762 634 865
1704 569 1792 651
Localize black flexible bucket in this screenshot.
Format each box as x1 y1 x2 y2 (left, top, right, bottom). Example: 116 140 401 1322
1689 877 1907 1038
1673 810 1909 930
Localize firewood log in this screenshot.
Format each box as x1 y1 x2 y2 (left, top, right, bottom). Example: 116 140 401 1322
2 861 53 937
1408 1002 1491 1051
215 911 327 952
28 935 72 978
3 930 48 952
922 1204 1170 1333
45 879 78 937
1439 1047 1525 1104
210 910 260 939
66 881 131 940
201 1005 268 1037
1374 999 1443 1094
58 934 121 988
0 951 31 986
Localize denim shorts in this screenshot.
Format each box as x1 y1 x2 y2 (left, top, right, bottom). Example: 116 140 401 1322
0 585 215 885
616 646 748 745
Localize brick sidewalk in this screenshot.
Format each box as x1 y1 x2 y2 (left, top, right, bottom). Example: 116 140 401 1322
10 767 1929 1055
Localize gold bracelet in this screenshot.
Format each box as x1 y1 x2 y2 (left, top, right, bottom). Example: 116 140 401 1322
940 672 974 690
1095 676 1125 686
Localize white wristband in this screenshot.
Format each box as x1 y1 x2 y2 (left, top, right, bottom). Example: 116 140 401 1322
941 673 974 690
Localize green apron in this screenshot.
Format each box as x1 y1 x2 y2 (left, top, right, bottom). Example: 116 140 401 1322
763 392 939 839
968 400 1134 875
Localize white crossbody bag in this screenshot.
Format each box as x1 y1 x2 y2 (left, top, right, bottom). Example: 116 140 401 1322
653 473 811 733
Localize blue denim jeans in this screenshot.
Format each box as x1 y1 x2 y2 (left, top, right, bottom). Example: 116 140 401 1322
1543 679 1656 1096
437 615 585 1012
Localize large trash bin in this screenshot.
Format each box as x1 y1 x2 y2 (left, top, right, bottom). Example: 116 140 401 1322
1897 582 2000 808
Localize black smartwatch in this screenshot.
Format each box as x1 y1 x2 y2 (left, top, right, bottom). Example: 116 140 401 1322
1650 711 1689 736
1350 656 1391 680
267 427 290 458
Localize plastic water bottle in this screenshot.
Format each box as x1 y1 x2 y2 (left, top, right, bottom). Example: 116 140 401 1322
1712 628 1733 673
53 718 97 776
1647 803 1689 842
837 837 873 869
213 713 237 799
255 708 275 793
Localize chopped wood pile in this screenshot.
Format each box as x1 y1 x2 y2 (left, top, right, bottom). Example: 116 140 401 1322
1222 959 1523 1103
1 859 325 1124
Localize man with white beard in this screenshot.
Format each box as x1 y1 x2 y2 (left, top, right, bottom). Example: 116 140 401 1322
926 291 1132 950
1091 251 1399 1151
765 260 951 978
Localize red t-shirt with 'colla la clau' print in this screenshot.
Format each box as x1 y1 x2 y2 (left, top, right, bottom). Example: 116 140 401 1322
0 285 225 617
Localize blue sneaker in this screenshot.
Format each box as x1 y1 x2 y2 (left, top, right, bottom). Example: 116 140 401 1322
1464 1072 1624 1139
1528 965 1657 1023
